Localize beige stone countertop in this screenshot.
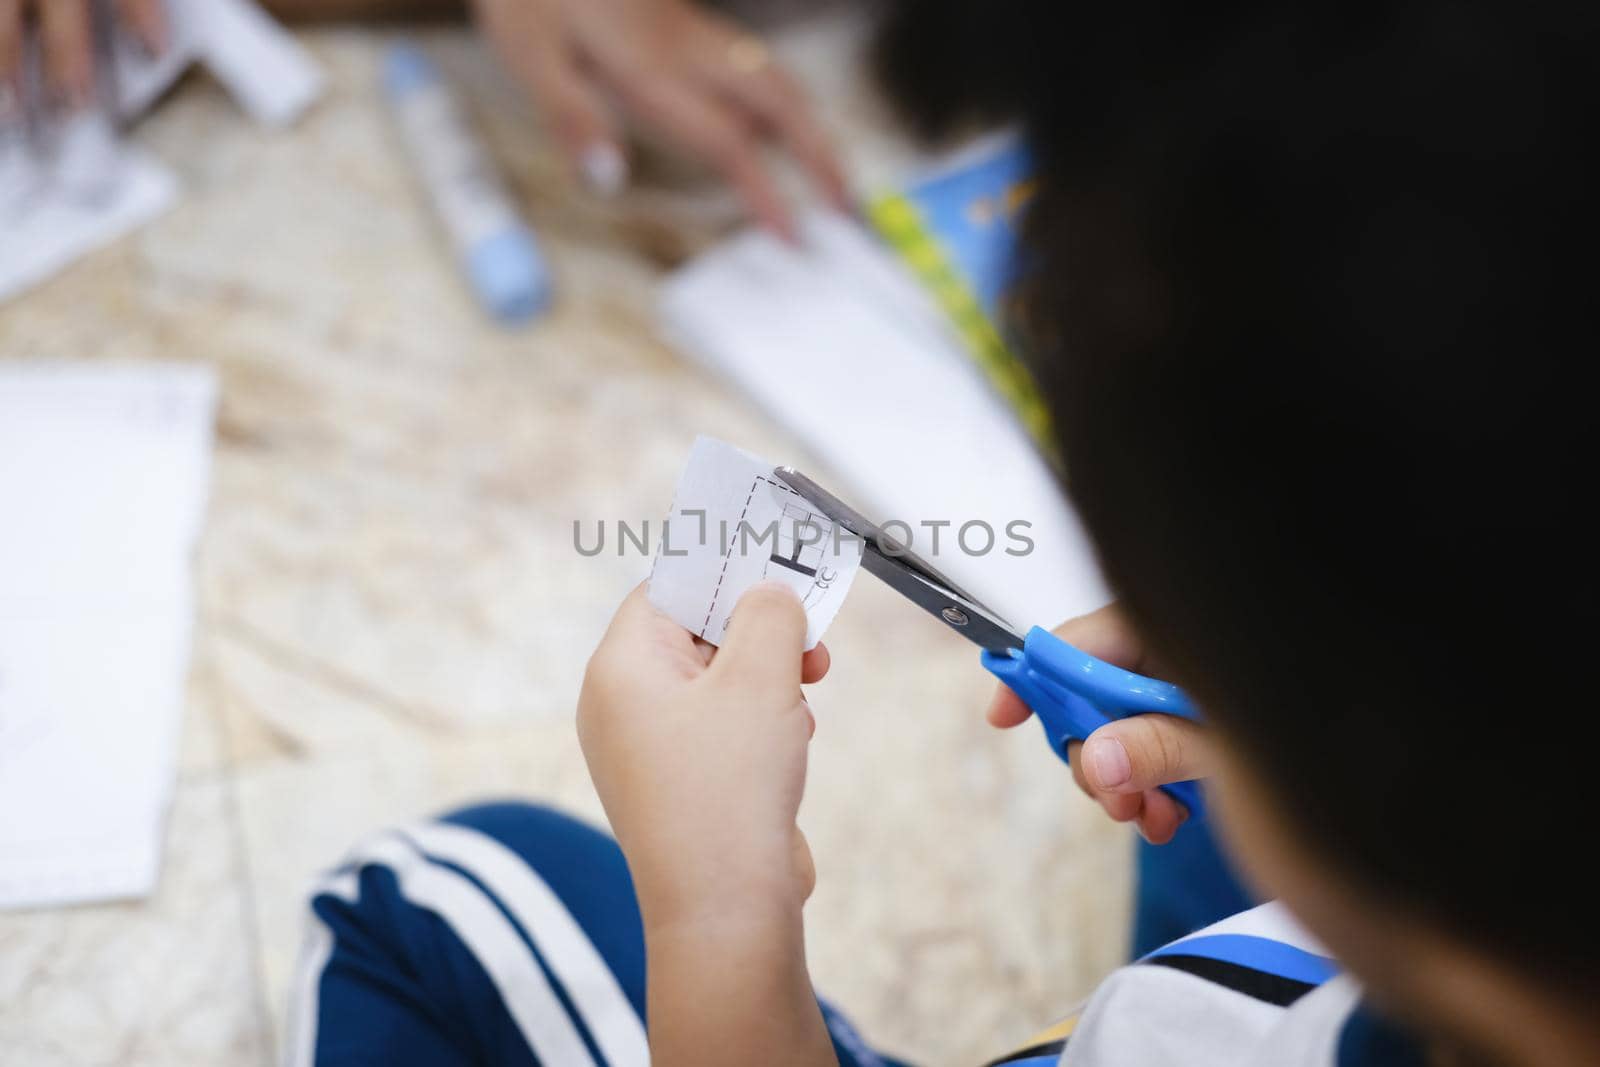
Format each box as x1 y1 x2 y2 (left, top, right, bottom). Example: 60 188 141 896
0 20 1132 1067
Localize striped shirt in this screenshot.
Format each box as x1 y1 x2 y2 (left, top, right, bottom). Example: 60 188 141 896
991 904 1421 1067
287 804 1422 1067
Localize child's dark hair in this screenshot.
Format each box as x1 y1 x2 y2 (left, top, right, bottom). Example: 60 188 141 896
878 1 1594 993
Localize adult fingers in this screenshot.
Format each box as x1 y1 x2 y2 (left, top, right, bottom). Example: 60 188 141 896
689 24 849 210
611 68 795 239
113 0 166 54
0 0 23 93
477 0 624 194
710 580 807 690
523 58 622 192
40 0 94 106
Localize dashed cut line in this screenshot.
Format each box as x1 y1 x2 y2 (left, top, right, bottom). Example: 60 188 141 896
700 475 801 638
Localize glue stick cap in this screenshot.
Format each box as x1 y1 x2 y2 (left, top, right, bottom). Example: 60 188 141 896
465 227 553 325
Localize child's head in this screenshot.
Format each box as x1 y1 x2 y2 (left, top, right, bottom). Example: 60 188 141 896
879 2 1591 1062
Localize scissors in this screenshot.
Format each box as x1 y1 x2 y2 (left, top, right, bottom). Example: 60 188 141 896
774 467 1206 818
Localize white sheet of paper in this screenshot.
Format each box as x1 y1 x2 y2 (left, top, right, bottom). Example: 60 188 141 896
0 143 179 304
0 0 322 305
659 211 1111 634
0 361 217 910
648 437 862 650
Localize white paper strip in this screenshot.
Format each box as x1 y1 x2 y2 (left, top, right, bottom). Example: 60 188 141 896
0 0 324 305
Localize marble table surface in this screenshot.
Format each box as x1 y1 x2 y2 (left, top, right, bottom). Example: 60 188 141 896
0 19 1132 1067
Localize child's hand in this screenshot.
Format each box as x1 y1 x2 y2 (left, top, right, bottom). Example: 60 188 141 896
985 604 1216 844
578 581 828 932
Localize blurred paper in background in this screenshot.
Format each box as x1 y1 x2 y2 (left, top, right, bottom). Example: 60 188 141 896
0 0 323 305
661 136 1109 631
0 362 217 909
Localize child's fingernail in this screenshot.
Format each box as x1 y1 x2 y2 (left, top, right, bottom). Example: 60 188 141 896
1084 736 1132 790
581 142 627 197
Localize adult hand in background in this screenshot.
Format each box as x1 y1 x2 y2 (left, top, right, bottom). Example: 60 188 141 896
5 0 850 239
471 0 850 239
985 603 1218 844
0 0 166 110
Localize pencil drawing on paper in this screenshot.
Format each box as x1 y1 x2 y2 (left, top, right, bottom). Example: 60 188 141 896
763 490 845 609
648 435 864 651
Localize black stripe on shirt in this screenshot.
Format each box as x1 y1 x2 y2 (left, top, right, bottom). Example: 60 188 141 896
983 1038 1068 1065
1141 953 1319 1007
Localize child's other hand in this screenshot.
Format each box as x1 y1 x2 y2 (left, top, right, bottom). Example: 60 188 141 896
0 1 167 111
984 603 1216 844
578 581 827 932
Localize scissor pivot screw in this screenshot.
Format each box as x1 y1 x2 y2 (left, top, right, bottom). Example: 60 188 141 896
941 606 969 627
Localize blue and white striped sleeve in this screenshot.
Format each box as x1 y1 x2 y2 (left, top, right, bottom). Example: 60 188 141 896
283 801 900 1067
283 803 650 1067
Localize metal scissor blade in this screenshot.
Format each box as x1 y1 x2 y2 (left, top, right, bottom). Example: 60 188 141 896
773 467 1026 654
774 467 984 603
861 550 1026 653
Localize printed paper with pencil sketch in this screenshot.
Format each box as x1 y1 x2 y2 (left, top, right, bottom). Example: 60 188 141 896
647 437 862 650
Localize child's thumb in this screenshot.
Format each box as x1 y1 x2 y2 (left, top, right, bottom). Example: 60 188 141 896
1081 714 1216 795
713 581 808 690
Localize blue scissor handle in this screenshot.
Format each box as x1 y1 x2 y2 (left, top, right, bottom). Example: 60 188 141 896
980 625 1206 819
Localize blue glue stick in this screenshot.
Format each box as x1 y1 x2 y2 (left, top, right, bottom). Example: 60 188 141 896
383 43 551 324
